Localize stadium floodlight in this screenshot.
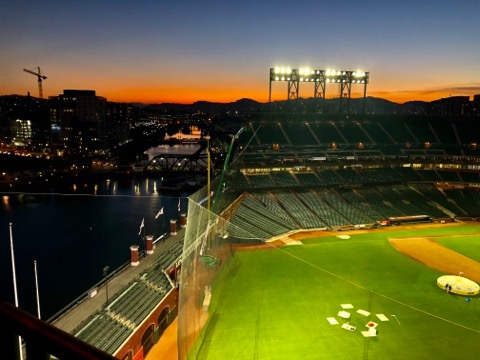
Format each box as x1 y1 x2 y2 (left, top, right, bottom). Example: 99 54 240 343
269 66 369 113
270 67 324 101
322 69 370 112
325 69 348 83
270 66 295 81
273 66 292 75
270 67 301 100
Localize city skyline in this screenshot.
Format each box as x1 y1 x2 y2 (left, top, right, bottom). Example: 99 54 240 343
1 1 479 104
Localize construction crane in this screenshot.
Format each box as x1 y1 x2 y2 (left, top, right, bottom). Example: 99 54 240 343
23 67 47 99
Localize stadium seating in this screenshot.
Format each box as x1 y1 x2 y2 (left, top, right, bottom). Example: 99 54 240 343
252 191 299 228
270 170 299 187
294 172 321 187
73 238 184 353
245 174 275 189
316 188 375 225
443 189 480 215
222 114 480 239
410 184 467 216
295 189 350 227
282 122 318 146
270 190 326 229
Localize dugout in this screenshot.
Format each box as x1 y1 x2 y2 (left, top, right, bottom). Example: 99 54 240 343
388 215 431 225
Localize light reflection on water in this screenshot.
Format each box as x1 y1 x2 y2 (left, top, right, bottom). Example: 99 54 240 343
145 143 204 160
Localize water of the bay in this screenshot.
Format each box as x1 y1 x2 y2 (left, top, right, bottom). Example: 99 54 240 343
0 177 192 321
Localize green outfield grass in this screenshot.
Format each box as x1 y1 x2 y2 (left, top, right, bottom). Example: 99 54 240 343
194 223 480 360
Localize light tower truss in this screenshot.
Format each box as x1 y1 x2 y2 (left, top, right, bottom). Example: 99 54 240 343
269 67 369 113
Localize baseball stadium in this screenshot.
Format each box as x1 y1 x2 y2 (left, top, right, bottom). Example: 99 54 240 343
9 73 480 360
176 108 480 359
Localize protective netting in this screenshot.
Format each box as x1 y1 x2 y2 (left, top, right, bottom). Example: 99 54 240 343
177 125 271 359
177 164 266 359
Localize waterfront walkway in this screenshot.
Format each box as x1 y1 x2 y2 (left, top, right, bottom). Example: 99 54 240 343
52 227 185 334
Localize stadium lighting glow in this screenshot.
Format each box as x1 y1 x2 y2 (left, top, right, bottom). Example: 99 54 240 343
274 67 292 75
305 68 314 75
269 66 370 113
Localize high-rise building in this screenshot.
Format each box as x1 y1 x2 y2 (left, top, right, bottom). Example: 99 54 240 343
473 94 480 116
10 119 32 146
49 90 107 155
106 101 132 149
0 95 50 150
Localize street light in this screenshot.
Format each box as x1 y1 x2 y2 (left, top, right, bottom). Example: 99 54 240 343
103 266 110 306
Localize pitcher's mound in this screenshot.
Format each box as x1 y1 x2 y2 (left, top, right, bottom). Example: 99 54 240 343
437 275 479 296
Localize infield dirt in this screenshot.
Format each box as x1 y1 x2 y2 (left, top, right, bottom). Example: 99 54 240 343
388 235 480 283
287 223 480 282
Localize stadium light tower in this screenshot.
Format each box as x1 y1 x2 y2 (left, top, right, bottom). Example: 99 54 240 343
269 67 299 102
269 66 369 114
269 67 324 102
313 69 326 99
298 67 326 99
325 69 369 113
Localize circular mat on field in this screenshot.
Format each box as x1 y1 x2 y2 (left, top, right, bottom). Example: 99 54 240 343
337 235 351 239
437 275 479 296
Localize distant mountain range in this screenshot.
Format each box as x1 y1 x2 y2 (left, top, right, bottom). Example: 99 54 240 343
132 98 266 114
135 96 399 114
134 95 471 115
1 94 475 116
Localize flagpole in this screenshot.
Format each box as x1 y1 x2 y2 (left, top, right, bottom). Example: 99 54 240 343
143 221 146 244
34 259 41 319
156 207 165 227
9 223 20 308
9 222 24 360
138 217 145 235
143 218 146 255
138 217 146 256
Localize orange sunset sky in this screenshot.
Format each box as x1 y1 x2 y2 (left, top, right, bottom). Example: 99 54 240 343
1 1 479 105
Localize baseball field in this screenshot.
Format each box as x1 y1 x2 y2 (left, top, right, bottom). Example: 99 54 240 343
185 222 480 360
